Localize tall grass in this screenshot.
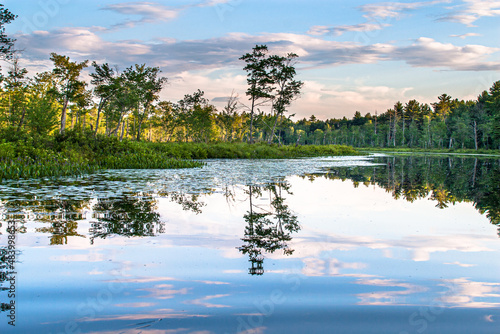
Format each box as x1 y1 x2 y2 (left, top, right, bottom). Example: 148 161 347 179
0 131 359 181
101 153 205 170
0 156 99 181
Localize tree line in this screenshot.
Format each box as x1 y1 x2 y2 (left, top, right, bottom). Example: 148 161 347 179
306 89 500 150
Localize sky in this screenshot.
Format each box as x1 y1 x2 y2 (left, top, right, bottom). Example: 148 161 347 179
2 0 500 119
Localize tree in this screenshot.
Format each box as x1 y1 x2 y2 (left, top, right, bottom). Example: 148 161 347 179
432 94 452 120
122 64 167 141
90 62 121 137
218 90 243 141
1 58 29 131
393 101 403 146
50 53 89 134
177 90 216 143
485 81 500 147
267 53 303 144
404 100 421 146
24 72 60 136
0 5 16 60
240 45 273 144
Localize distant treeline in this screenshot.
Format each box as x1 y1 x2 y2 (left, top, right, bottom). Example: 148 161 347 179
299 87 500 150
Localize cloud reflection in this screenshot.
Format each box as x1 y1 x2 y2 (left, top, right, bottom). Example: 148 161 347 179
355 278 427 306
440 278 500 308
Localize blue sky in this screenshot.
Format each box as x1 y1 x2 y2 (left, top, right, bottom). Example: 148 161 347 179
3 0 500 119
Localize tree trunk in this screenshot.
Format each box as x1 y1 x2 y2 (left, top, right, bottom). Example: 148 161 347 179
120 120 126 141
249 97 255 144
401 113 405 146
16 107 26 132
268 112 280 145
473 120 478 150
94 98 107 137
60 98 69 134
136 117 143 141
295 132 301 147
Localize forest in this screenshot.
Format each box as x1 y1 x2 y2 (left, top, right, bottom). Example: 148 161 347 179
1 48 499 151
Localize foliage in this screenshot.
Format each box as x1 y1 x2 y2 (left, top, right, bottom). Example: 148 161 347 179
0 4 16 60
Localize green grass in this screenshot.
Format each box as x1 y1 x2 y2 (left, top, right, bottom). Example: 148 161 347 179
101 153 205 170
147 142 360 159
0 155 99 181
0 131 359 181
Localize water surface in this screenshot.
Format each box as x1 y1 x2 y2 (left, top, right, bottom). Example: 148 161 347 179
1 155 500 333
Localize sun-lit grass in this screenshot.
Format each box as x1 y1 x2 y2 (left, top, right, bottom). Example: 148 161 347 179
0 156 99 181
0 131 359 181
101 153 205 170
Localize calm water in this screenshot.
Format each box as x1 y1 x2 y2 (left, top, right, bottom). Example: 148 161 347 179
1 155 500 334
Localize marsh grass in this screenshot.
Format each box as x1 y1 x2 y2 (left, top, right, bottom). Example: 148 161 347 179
0 155 99 181
0 131 359 181
101 153 205 170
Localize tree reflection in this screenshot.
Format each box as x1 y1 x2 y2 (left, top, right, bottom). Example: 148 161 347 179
307 155 500 233
159 191 206 215
31 199 90 245
239 181 300 275
91 194 164 243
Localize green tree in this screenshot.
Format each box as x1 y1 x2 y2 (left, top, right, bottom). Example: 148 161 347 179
90 62 122 136
267 53 303 144
24 72 60 136
123 64 167 141
1 58 29 131
432 93 452 120
240 45 273 144
49 53 89 134
485 81 500 147
0 5 16 60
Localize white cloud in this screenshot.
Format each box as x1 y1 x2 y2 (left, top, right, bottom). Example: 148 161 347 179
17 27 500 75
12 26 500 118
102 2 180 29
444 261 477 267
360 0 450 20
307 23 390 37
393 37 500 71
439 0 500 27
101 0 240 30
450 32 482 38
308 0 450 37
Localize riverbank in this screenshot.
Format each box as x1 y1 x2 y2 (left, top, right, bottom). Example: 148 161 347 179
0 130 359 180
357 147 500 157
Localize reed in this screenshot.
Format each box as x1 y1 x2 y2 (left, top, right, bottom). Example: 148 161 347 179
101 153 205 170
0 156 99 181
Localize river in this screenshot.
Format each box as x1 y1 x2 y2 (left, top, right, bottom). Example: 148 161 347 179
1 154 500 333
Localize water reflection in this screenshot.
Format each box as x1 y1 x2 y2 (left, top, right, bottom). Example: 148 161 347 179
306 155 500 231
91 194 164 243
1 155 500 333
239 182 300 275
